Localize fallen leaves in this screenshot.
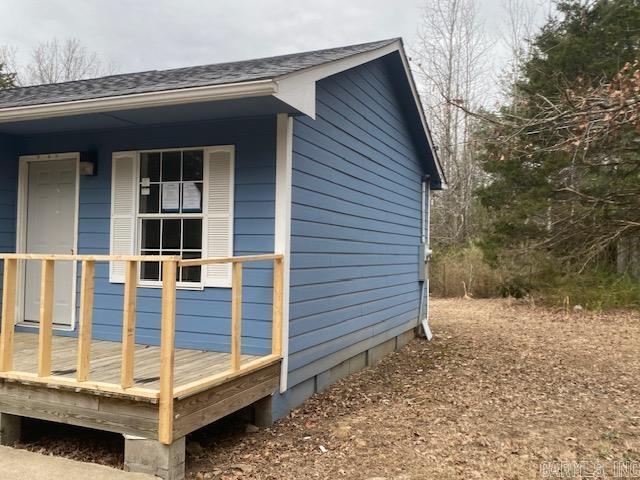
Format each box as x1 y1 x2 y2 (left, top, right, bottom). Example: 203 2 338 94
13 298 640 479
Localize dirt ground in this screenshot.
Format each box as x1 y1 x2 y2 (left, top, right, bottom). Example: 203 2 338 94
14 298 640 479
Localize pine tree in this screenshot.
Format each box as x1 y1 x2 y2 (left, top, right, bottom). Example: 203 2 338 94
0 63 16 89
477 0 640 279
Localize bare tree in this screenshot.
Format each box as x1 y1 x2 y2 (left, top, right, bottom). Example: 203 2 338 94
23 38 116 85
0 45 19 81
497 0 537 100
0 38 118 86
414 0 491 247
497 0 552 102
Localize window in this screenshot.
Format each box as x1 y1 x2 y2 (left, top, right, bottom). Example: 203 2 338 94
138 149 204 285
110 146 234 288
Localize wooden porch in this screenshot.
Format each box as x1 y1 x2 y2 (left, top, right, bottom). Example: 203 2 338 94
0 253 283 446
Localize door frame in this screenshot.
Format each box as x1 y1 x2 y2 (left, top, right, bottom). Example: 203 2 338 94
16 152 80 331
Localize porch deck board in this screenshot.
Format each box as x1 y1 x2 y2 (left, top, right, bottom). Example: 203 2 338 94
10 332 257 391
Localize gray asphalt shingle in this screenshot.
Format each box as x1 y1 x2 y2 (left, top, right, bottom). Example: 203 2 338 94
0 39 398 109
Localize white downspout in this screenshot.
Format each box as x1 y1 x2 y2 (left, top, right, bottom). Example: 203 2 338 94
418 178 433 340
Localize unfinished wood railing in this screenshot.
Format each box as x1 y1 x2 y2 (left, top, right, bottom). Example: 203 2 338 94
0 253 284 444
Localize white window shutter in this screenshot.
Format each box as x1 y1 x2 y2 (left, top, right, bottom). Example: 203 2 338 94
110 151 137 283
204 146 235 287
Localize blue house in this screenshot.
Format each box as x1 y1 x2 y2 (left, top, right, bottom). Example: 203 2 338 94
0 38 443 479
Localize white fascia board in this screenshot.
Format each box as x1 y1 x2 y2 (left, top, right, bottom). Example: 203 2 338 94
0 79 277 123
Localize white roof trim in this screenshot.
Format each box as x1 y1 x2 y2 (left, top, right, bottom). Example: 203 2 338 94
273 41 400 118
0 79 276 123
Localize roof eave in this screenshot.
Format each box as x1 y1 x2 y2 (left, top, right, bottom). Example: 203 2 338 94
0 79 277 123
393 41 447 189
0 39 446 189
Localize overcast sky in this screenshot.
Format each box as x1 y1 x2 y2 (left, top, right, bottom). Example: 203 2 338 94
1 0 512 74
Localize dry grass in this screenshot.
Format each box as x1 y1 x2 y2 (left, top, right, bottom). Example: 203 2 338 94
429 245 502 298
15 299 640 479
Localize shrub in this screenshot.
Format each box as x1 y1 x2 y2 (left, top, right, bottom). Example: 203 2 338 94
430 243 502 298
430 242 640 310
542 271 640 311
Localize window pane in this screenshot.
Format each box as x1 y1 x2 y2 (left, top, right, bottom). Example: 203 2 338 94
161 182 180 213
140 251 160 281
141 219 160 249
183 219 202 249
182 182 202 213
183 150 203 181
139 184 159 213
140 152 160 182
162 151 181 181
181 251 202 283
162 219 181 250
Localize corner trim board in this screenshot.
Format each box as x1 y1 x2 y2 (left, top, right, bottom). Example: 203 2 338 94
275 113 293 393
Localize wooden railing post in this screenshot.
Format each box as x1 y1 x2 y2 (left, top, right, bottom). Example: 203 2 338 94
0 258 17 372
158 259 177 445
231 262 243 371
77 260 95 382
272 257 283 356
121 260 138 388
38 259 54 377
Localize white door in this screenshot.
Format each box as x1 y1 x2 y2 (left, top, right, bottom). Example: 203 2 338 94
23 159 77 326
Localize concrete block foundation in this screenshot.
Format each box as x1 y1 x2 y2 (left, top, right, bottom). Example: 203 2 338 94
367 338 397 367
253 395 274 428
124 435 185 480
273 327 417 421
0 413 21 446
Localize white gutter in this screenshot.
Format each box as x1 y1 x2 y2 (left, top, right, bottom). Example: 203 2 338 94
0 79 277 123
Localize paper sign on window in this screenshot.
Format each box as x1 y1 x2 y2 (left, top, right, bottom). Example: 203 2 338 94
162 182 180 211
183 182 202 211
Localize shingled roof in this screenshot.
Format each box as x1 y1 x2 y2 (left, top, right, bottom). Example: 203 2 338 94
0 39 398 109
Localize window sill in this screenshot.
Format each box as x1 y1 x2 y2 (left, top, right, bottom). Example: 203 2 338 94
138 280 205 291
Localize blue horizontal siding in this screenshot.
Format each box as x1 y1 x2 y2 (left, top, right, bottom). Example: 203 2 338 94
3 116 277 355
288 57 424 386
0 134 17 305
